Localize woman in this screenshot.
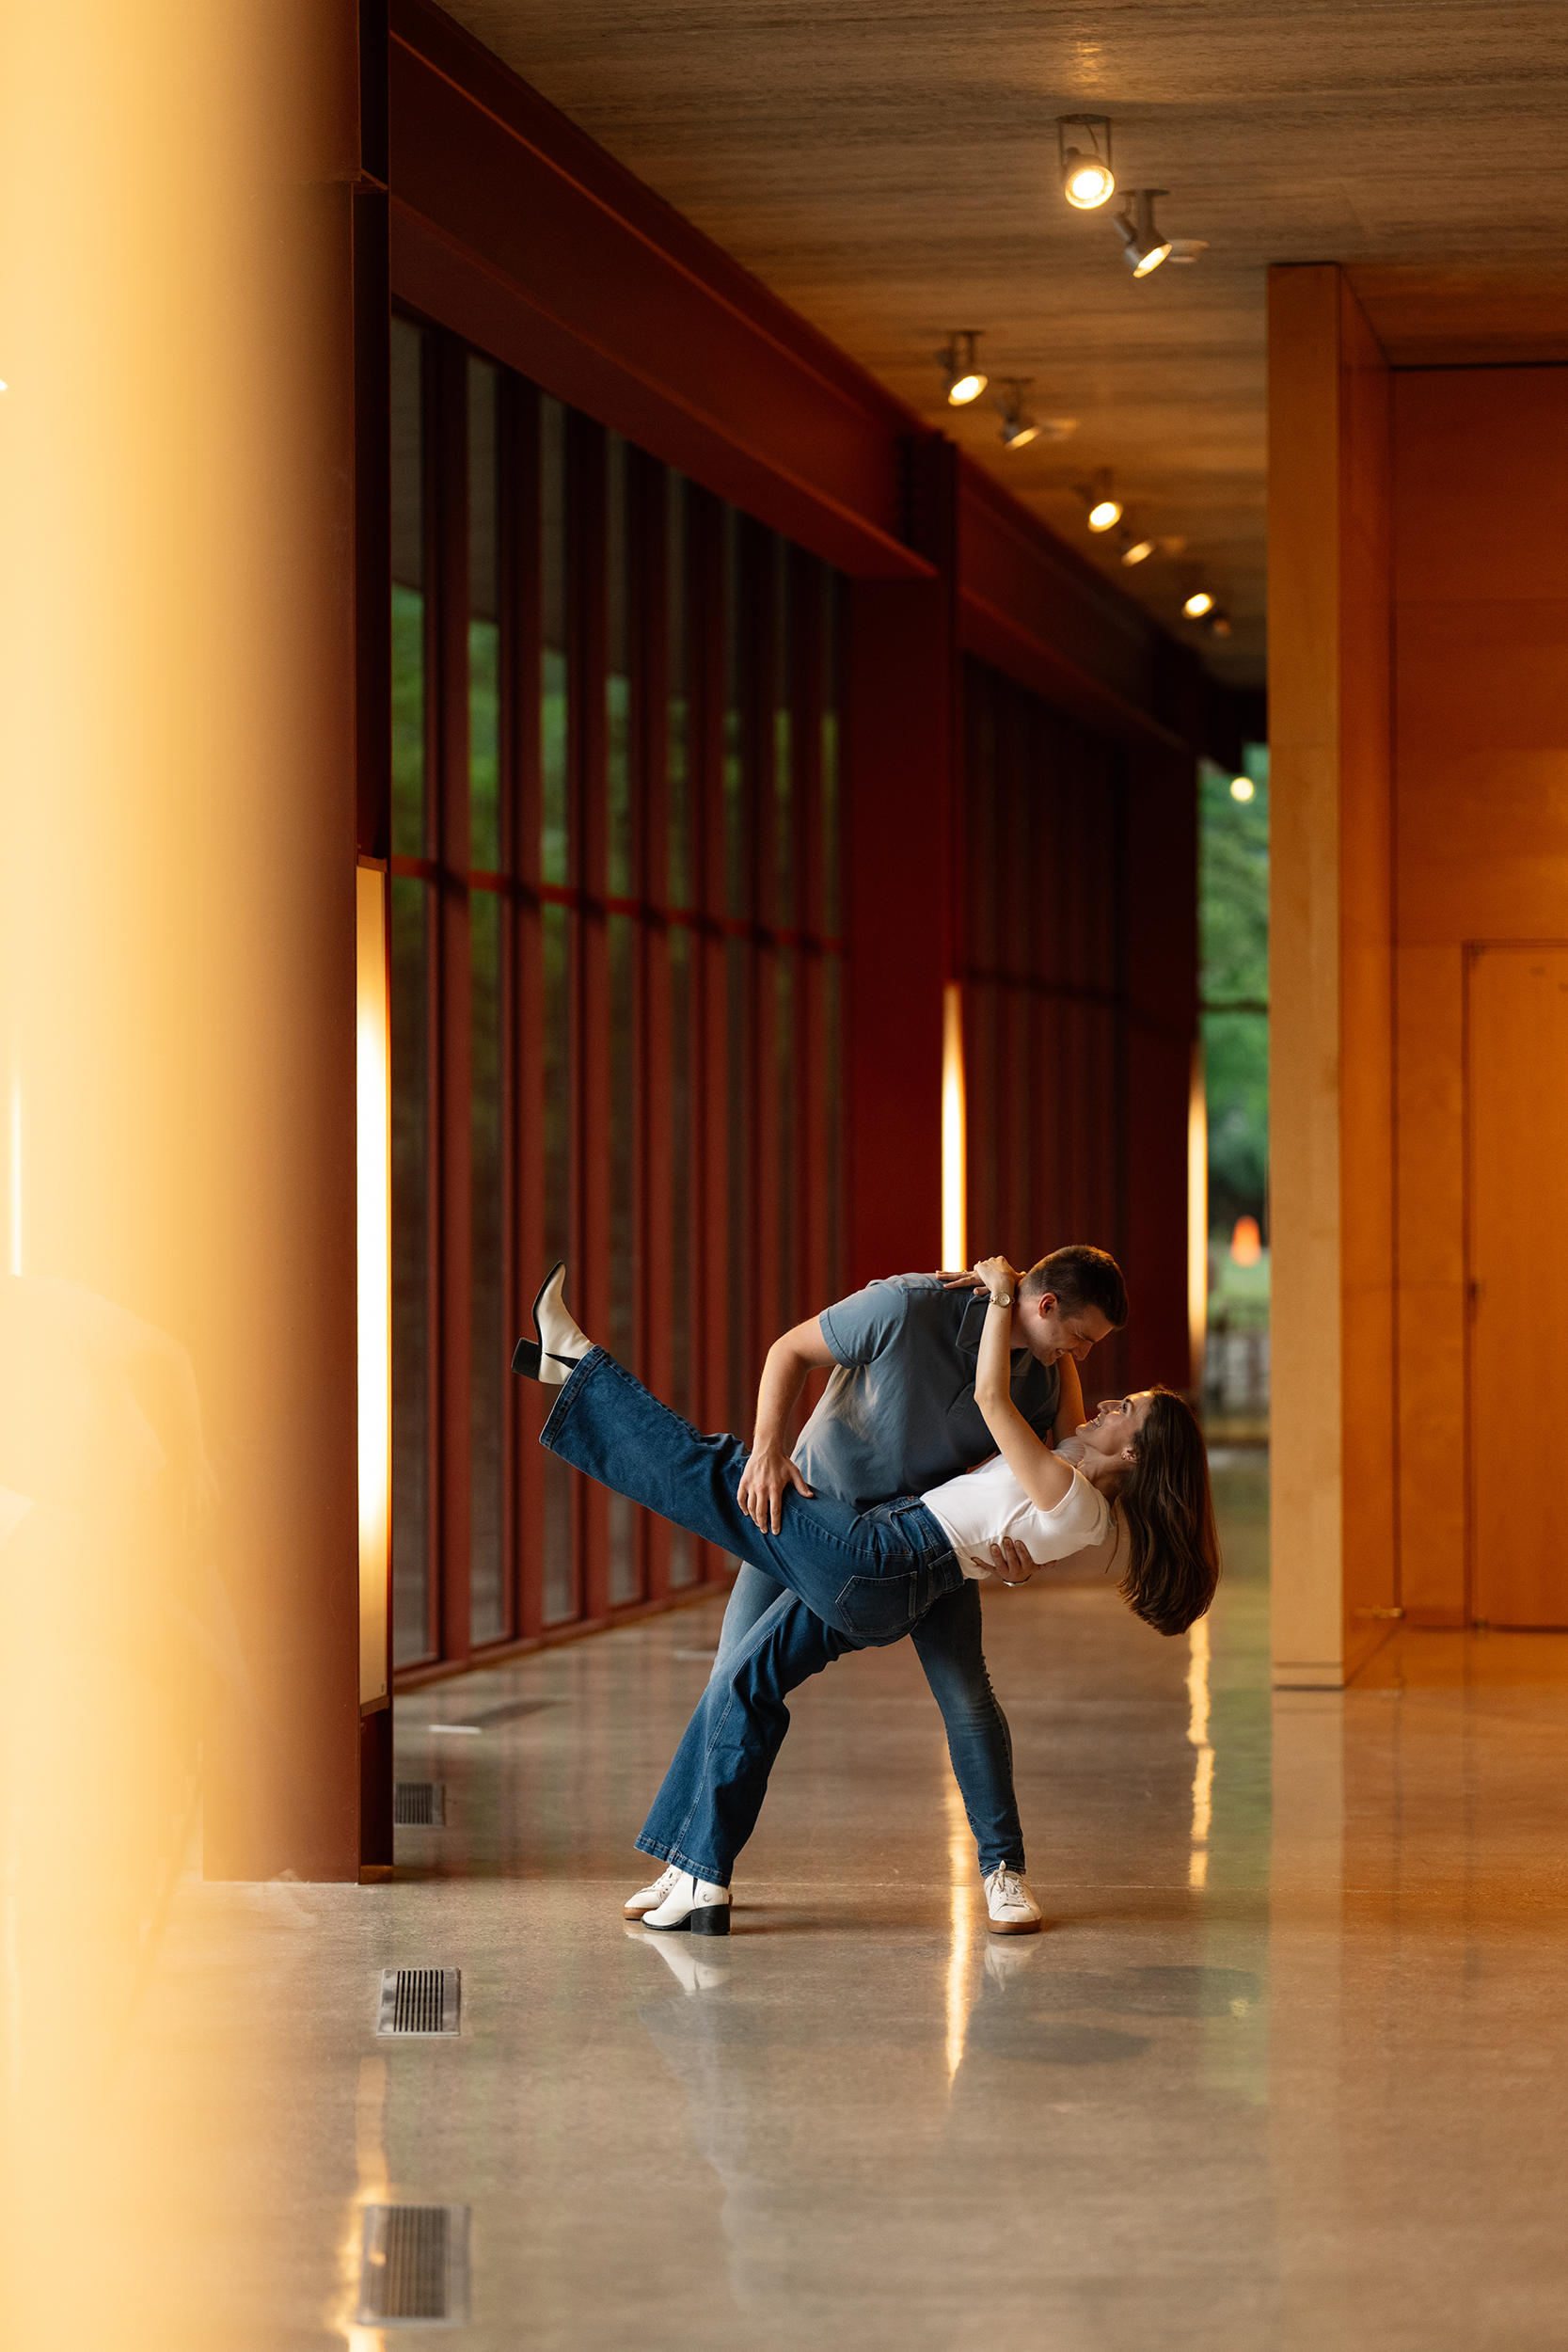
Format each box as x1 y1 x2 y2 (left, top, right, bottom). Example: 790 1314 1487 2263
515 1256 1218 1934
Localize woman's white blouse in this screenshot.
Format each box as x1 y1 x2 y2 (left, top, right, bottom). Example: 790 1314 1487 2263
919 1453 1110 1577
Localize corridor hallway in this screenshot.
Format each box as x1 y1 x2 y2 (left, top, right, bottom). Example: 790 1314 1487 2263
87 1455 1568 2347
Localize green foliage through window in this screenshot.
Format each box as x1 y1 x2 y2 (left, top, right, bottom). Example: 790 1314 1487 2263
1199 751 1269 1235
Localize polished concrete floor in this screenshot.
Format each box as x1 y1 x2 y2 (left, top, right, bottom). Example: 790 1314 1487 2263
95 1452 1568 2348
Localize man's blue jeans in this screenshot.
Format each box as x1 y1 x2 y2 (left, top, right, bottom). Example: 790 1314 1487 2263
713 1566 1023 1880
540 1355 1029 1882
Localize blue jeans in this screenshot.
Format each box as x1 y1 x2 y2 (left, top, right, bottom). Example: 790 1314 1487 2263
714 1566 1022 1879
539 1350 969 1877
540 1349 1026 1883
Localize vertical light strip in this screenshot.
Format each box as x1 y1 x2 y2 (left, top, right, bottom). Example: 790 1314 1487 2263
7 1060 21 1277
356 868 391 1708
943 1775 974 2085
1187 1614 1213 1888
1188 1034 1208 1391
941 982 967 1272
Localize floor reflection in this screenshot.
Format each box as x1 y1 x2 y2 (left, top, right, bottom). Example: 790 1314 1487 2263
78 1442 1568 2348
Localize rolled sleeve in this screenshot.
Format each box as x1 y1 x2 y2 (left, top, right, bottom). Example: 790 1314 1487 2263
816 1278 917 1370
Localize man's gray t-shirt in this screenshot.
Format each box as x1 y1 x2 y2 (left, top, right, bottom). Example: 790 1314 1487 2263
792 1274 1062 1508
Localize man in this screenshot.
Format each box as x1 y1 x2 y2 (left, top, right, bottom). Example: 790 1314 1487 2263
626 1244 1128 1934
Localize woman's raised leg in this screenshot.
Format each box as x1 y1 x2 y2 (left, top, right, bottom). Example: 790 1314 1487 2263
538 1347 954 1640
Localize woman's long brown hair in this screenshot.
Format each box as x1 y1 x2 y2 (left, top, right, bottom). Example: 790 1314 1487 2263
1112 1388 1220 1635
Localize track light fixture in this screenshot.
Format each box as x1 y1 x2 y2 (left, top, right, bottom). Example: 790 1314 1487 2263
1118 532 1156 566
1115 189 1173 278
937 330 987 405
990 382 1077 452
1057 115 1116 210
992 380 1039 450
1113 188 1208 277
1079 470 1122 532
1183 588 1215 619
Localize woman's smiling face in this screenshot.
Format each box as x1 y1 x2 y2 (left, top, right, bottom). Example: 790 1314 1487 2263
1076 1391 1154 1456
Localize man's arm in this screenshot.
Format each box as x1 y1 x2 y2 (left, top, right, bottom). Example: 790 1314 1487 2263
736 1315 837 1534
1053 1354 1086 1446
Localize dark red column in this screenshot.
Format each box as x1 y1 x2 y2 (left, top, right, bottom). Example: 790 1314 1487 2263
842 439 956 1289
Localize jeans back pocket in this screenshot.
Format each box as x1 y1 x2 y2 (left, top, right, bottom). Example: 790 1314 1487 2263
834 1570 921 1645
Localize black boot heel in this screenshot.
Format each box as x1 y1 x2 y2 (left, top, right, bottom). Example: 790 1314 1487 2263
511 1336 543 1379
689 1905 731 1937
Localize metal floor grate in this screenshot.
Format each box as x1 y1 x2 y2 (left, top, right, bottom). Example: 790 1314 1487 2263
376 1966 462 2036
393 1781 445 1826
356 2202 470 2326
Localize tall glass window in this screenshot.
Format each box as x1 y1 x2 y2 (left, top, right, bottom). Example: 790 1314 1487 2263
467 358 507 1645
386 317 847 1671
389 316 433 1667
606 434 638 1605
539 393 574 1625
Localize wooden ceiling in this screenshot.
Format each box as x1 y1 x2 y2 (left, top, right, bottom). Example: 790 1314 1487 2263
441 1 1568 690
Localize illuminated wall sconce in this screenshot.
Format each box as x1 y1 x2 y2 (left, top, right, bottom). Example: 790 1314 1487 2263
356 863 391 1714
1057 114 1116 209
941 982 967 1271
937 330 987 405
1188 1038 1207 1392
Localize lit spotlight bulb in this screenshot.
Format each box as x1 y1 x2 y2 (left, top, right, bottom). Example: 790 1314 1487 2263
1116 190 1173 279
1088 498 1122 532
1120 537 1155 565
938 331 987 406
1063 151 1115 209
1056 115 1117 210
1183 589 1214 618
1230 776 1255 803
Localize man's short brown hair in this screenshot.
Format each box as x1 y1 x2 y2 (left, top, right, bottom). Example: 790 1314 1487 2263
1020 1245 1129 1330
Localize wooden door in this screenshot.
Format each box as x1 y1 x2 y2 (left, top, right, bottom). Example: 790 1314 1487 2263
1467 944 1568 1625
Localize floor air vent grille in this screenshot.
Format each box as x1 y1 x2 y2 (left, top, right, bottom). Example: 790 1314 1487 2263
393 1781 445 1825
356 2202 469 2326
377 1966 461 2036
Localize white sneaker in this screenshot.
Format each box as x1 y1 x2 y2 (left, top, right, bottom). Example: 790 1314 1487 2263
624 1864 681 1918
983 1865 1044 1935
642 1869 732 1936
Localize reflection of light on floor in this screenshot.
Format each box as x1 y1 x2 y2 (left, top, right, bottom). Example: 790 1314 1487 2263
943 1776 974 2084
337 2055 389 2350
1187 1615 1213 1889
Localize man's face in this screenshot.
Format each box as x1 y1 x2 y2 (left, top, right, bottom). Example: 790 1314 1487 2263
1018 1291 1113 1368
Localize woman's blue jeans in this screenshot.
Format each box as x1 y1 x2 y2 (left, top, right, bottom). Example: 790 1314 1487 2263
539 1348 1025 1885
